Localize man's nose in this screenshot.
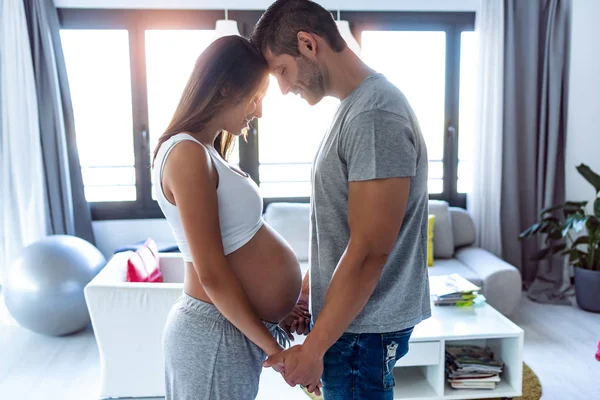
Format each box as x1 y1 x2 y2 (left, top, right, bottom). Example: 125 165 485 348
278 78 291 95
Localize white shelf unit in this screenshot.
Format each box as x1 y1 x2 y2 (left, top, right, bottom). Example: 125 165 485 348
393 334 524 400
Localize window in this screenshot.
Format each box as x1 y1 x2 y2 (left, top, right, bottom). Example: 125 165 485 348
259 77 338 198
145 29 225 199
59 9 475 219
61 29 136 202
361 31 447 194
346 12 476 207
458 31 478 194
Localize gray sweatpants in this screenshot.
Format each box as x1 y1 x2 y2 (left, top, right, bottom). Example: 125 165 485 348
163 292 288 400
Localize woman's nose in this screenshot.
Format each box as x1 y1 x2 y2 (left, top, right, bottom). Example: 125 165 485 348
254 100 263 119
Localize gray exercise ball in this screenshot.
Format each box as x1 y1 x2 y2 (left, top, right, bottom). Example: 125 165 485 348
4 235 106 336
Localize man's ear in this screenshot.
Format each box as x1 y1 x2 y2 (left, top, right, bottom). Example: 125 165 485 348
297 31 318 58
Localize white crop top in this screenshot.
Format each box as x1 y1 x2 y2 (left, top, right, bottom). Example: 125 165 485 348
153 133 264 261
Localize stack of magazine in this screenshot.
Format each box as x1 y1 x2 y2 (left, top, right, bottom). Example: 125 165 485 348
429 274 484 307
445 344 504 390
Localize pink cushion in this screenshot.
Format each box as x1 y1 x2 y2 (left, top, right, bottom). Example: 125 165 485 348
126 239 163 283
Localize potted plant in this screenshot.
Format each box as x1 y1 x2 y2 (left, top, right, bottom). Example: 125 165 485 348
519 163 600 313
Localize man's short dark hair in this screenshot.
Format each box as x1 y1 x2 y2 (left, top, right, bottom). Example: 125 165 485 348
250 0 346 56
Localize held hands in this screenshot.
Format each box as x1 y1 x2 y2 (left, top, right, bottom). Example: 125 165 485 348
279 292 311 341
264 344 323 396
272 293 322 395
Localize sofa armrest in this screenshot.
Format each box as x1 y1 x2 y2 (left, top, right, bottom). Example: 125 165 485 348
84 252 183 398
86 251 131 285
455 247 522 316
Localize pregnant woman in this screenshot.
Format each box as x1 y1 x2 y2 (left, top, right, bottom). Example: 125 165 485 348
152 36 312 399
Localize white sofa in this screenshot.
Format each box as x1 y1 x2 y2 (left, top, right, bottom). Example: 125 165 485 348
84 252 184 398
85 200 521 398
264 201 522 317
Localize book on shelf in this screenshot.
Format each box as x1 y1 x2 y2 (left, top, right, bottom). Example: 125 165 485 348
429 274 484 306
450 381 497 389
445 344 504 390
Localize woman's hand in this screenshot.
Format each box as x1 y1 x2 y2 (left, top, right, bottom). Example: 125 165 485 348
280 292 311 340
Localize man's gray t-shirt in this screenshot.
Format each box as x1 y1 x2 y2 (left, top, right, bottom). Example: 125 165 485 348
310 73 431 334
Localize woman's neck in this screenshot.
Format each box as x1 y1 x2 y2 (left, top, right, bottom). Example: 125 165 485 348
192 120 223 148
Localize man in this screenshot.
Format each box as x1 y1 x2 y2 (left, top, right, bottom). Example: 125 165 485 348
251 1 431 398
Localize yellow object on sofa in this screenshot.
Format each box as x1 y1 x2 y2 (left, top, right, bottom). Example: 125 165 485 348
428 214 435 266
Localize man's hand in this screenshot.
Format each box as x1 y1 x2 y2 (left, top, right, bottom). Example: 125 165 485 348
264 345 323 396
279 292 310 340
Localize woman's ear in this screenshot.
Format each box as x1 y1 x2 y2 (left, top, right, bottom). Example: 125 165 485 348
297 31 318 57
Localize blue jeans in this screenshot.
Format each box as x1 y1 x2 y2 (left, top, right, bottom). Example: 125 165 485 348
321 327 414 400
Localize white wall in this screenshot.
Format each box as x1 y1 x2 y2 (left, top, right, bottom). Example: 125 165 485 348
566 0 600 207
54 0 479 11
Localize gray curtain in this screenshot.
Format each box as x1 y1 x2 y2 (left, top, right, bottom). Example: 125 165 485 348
0 19 3 281
501 0 571 303
23 0 95 244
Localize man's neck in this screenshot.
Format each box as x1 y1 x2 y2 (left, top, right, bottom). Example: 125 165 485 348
325 49 375 100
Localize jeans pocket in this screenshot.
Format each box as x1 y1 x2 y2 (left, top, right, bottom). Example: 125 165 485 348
381 328 414 389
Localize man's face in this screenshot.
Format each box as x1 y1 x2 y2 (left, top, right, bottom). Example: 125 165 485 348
263 49 325 106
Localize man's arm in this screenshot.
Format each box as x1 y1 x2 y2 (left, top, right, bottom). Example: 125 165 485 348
303 177 410 358
301 270 309 297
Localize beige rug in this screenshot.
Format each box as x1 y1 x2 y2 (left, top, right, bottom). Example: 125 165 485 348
301 362 542 400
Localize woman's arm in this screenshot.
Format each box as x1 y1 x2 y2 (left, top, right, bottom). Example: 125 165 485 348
163 141 281 356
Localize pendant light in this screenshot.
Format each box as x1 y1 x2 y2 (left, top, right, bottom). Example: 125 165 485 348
213 9 241 41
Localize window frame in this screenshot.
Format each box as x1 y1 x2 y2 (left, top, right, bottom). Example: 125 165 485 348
58 9 474 220
344 11 475 209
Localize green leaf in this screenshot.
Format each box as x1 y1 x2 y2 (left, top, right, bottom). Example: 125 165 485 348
567 248 587 264
548 229 564 240
572 235 590 247
531 247 551 261
530 243 567 261
565 201 590 208
557 213 587 238
540 219 560 233
586 216 600 233
551 242 568 254
519 224 538 240
541 216 561 227
576 164 600 194
595 197 600 218
541 201 587 216
570 213 588 233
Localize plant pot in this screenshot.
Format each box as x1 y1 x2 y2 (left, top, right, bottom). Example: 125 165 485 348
574 266 600 313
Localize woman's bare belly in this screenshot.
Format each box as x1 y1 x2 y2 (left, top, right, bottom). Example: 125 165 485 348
184 223 302 323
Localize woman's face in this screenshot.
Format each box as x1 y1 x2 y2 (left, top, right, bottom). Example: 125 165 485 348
224 77 269 136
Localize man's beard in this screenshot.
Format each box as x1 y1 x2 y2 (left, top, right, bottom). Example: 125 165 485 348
296 55 325 101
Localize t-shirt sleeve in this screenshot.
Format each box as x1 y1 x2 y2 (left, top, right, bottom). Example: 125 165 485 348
340 109 418 182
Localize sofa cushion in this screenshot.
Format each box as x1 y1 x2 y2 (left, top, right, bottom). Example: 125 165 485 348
426 258 483 288
428 200 455 258
450 207 476 248
264 203 310 262
126 239 163 283
428 214 435 266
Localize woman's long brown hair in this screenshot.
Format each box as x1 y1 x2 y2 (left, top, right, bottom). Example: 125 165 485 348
152 36 268 165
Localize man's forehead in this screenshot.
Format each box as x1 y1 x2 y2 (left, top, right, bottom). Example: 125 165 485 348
263 48 292 70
